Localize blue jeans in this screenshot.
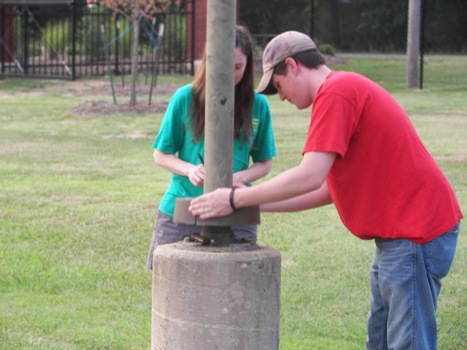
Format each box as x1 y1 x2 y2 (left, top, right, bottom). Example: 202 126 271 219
366 223 459 350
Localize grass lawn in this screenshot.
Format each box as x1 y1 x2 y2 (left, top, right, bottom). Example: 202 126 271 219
1 58 466 349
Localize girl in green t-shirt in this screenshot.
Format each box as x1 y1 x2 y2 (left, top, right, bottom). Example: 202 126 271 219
147 25 276 269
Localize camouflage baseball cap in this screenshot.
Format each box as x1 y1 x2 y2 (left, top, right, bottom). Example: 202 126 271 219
257 31 317 95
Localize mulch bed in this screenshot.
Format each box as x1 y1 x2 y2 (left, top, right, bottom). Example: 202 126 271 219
71 82 178 116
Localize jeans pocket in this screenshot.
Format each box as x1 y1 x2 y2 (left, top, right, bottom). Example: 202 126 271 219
424 224 459 280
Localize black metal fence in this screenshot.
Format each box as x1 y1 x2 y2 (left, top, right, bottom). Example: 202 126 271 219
0 0 194 80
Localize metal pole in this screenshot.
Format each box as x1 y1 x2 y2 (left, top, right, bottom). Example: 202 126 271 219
204 0 235 192
200 0 236 245
71 1 77 80
406 0 422 89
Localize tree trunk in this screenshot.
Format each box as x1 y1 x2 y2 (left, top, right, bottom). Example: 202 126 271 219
130 1 140 105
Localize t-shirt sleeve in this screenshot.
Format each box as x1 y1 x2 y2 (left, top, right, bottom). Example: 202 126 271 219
303 92 360 159
152 87 189 154
250 93 277 162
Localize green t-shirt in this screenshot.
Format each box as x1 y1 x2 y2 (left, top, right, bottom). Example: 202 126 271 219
153 84 276 217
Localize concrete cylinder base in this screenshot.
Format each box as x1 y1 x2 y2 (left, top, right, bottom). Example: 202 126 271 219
151 243 281 350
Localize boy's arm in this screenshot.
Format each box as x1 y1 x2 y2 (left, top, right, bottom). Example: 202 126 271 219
189 151 336 219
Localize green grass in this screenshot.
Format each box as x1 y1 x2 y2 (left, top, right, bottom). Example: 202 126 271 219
1 58 466 349
333 56 467 93
0 79 59 93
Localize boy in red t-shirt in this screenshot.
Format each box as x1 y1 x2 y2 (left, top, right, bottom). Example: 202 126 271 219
189 31 462 349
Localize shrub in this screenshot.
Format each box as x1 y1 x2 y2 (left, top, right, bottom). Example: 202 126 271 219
319 44 336 57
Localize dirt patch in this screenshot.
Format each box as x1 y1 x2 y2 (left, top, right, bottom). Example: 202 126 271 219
96 82 179 97
435 155 467 164
70 82 178 116
0 79 178 115
72 100 169 116
325 55 349 66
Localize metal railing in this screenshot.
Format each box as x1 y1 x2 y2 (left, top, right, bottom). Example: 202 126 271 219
0 0 194 80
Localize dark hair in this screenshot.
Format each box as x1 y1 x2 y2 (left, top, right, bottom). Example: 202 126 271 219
274 49 326 76
190 25 254 143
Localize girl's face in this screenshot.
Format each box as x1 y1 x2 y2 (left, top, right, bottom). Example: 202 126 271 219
234 47 248 86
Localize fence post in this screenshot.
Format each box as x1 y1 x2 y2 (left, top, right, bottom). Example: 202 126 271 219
1 7 4 73
72 1 77 80
115 14 120 75
22 6 28 75
190 0 195 75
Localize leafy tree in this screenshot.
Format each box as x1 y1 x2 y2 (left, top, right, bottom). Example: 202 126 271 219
355 0 407 51
239 0 312 38
99 0 181 105
316 0 339 46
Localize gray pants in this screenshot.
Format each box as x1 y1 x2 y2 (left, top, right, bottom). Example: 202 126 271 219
146 211 257 270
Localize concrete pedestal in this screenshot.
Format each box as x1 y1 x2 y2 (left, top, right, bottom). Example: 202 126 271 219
152 243 281 350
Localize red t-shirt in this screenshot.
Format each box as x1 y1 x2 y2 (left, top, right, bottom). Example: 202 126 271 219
303 71 462 243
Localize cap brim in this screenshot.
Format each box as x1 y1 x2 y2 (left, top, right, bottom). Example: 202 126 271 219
256 68 277 95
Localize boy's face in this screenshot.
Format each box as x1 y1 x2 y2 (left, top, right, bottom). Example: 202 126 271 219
271 63 311 110
271 57 314 109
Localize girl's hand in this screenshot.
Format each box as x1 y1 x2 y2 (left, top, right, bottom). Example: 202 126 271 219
188 164 205 186
232 173 247 188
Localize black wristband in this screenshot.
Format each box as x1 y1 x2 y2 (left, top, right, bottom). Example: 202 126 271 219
229 188 237 211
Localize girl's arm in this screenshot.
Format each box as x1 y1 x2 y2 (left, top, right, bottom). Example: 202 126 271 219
232 159 272 187
153 149 204 187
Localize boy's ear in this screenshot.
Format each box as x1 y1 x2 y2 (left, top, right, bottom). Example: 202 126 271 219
284 57 298 73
